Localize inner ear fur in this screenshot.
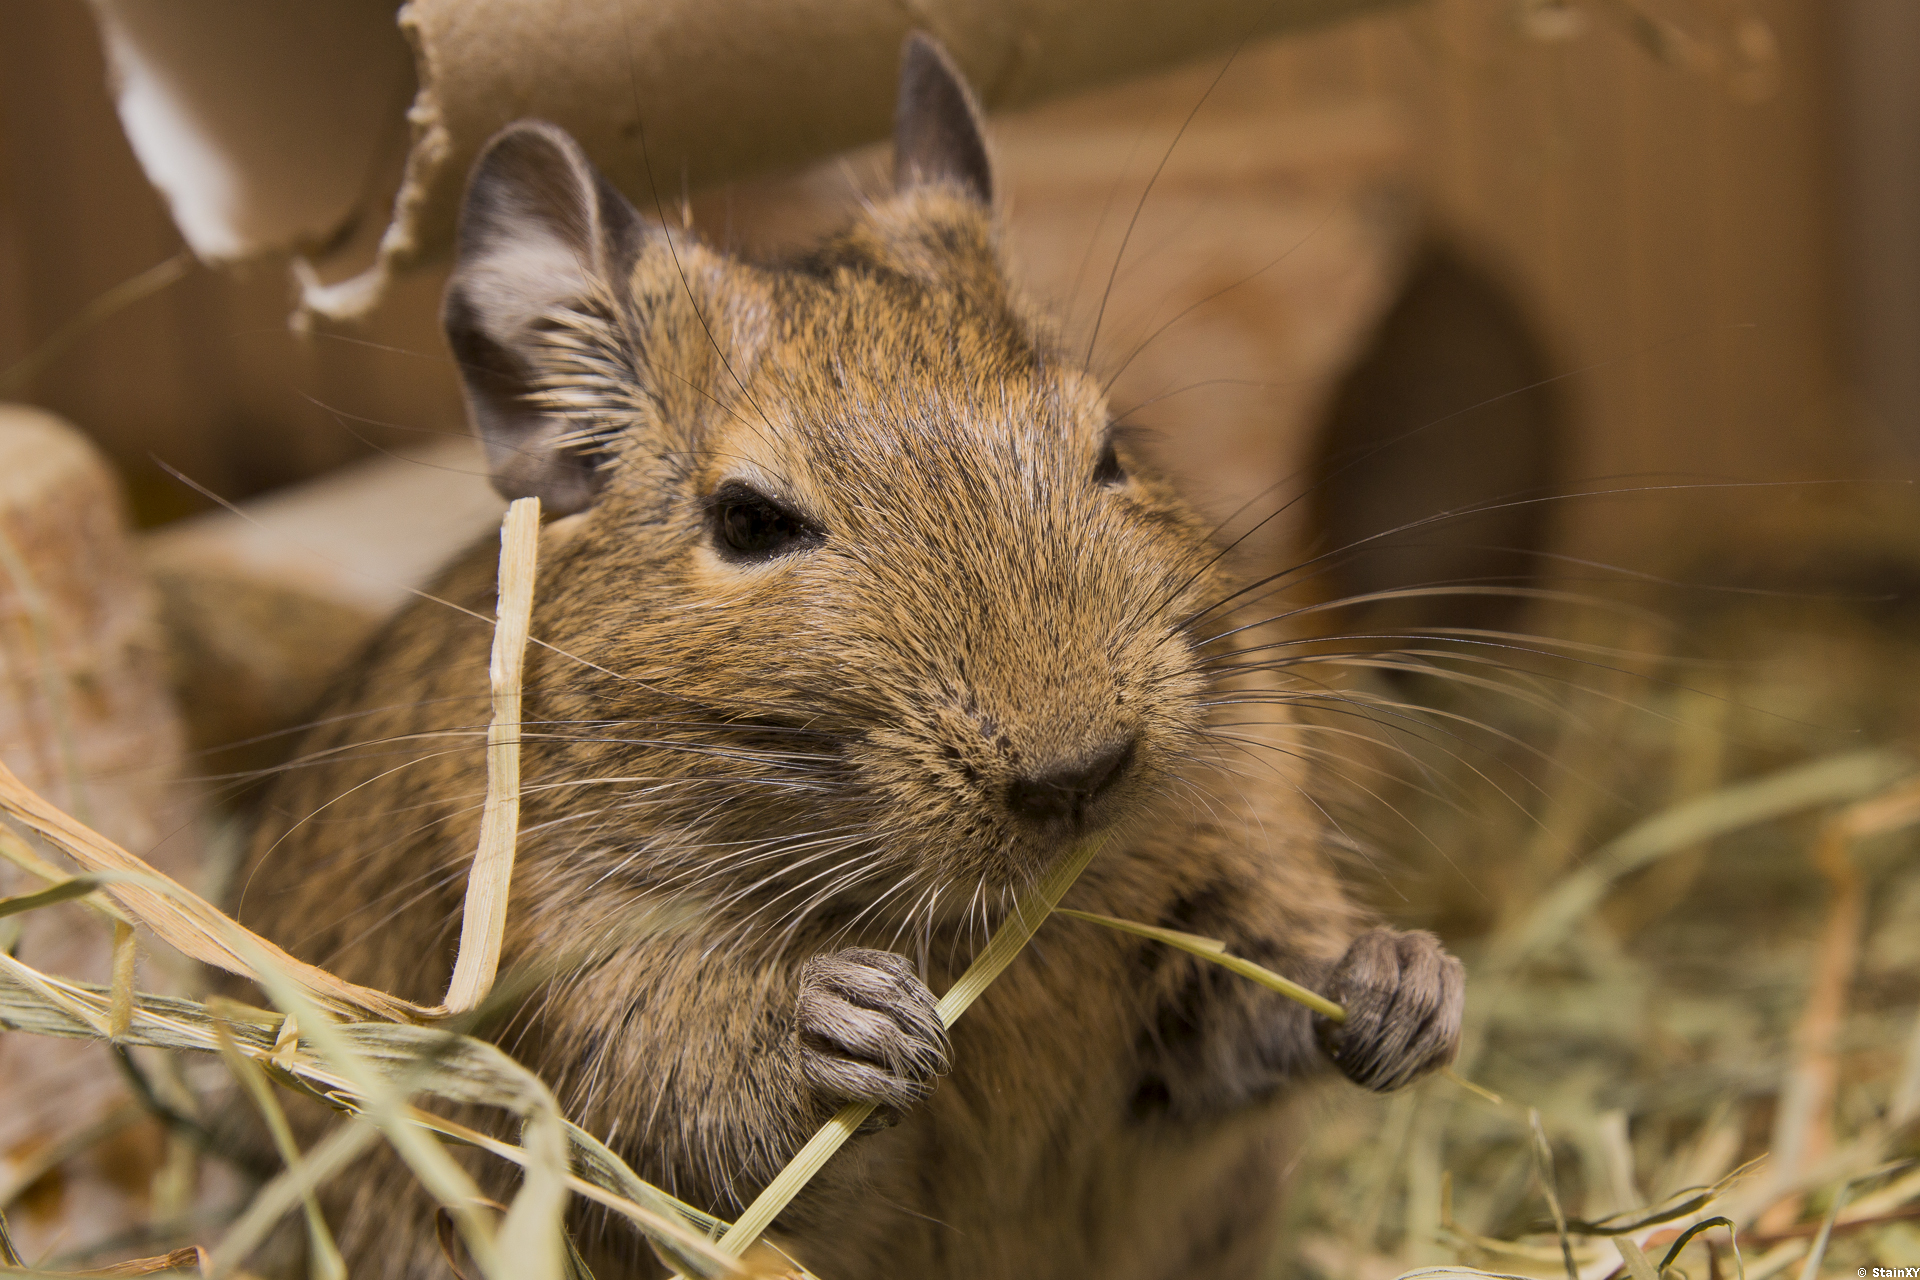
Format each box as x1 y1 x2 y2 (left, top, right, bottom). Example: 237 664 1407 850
443 119 644 515
894 33 993 204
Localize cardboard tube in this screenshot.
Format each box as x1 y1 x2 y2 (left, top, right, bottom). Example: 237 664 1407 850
90 0 1405 320
89 0 415 265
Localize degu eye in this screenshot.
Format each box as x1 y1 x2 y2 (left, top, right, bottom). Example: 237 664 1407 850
1094 437 1128 486
706 481 824 562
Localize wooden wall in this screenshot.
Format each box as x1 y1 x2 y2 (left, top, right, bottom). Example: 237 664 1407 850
0 1 1871 557
0 2 465 527
1402 1 1857 552
1091 0 1859 556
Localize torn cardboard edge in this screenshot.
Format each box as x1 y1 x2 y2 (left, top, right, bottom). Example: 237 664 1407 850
87 0 414 269
87 0 1409 324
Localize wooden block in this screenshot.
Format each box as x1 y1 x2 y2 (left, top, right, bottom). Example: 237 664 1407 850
0 404 191 1261
141 438 507 769
0 404 188 884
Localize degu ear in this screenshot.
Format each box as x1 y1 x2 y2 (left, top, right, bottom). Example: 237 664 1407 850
893 33 993 204
443 120 644 515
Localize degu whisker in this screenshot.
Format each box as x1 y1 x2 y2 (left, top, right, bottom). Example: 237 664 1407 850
1193 720 1488 809
1185 731 1467 871
635 825 894 909
1207 643 1683 740
1189 622 1635 670
1225 696 1591 821
1219 652 1621 732
1194 728 1487 828
670 832 889 907
714 849 895 946
1183 745 1446 886
232 743 506 913
1220 689 1565 787
1200 653 1580 727
1206 691 1561 804
1172 476 1677 637
1185 581 1618 654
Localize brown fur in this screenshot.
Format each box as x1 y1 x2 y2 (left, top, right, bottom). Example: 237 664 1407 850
234 39 1461 1279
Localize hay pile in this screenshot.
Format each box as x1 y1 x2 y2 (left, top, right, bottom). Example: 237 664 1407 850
1274 509 1920 1280
4 497 1919 1278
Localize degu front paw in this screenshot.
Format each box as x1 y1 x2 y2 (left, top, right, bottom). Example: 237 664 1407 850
795 948 951 1125
1313 928 1464 1092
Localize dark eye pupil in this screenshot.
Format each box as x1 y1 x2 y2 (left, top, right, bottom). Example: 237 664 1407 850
710 484 820 561
1094 440 1126 485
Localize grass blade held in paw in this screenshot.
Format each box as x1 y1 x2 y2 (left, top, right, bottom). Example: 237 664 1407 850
715 834 1108 1257
1053 908 1348 1022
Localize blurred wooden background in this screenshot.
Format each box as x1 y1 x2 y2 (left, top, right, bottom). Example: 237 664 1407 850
1 0 1912 559
4 2 1915 1264
0 1 457 525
